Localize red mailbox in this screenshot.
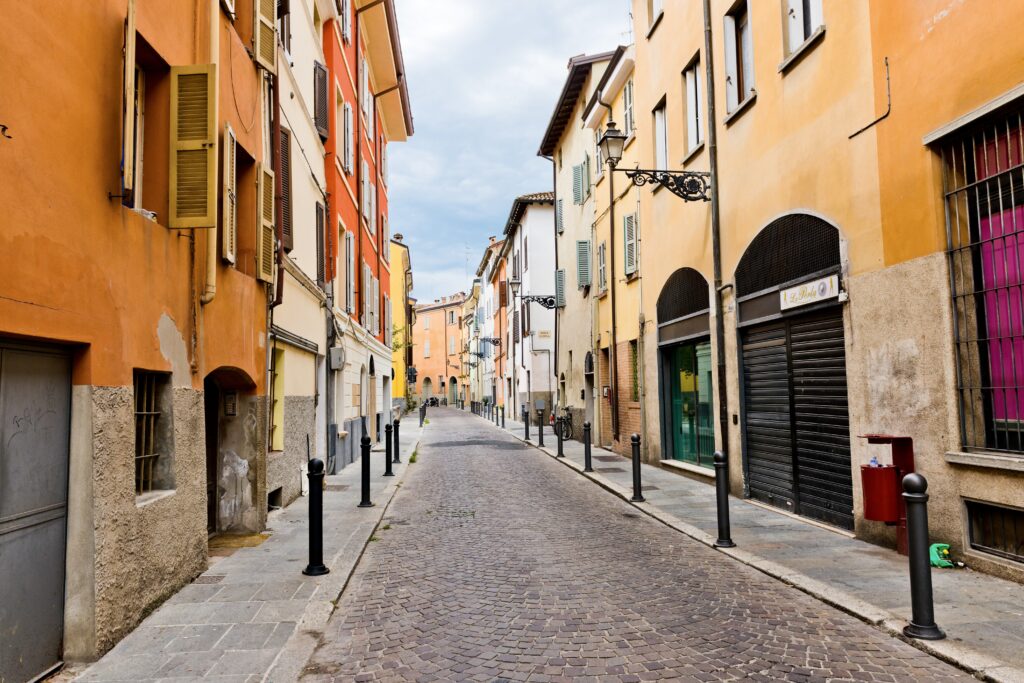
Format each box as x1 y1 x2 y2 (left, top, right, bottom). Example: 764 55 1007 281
858 434 916 555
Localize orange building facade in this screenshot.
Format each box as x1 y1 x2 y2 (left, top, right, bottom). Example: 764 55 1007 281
411 295 467 404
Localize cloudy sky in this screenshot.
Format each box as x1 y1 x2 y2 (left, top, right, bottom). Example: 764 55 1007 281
390 0 632 303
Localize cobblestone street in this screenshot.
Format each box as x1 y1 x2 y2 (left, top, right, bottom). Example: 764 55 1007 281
301 408 969 682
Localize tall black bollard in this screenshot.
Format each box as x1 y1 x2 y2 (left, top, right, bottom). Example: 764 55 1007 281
713 451 736 548
555 416 564 457
583 422 593 472
303 458 330 576
393 418 401 463
419 404 425 427
537 411 545 447
383 424 394 477
630 434 645 502
358 436 374 507
501 406 505 429
524 406 531 442
902 473 945 640
495 404 499 426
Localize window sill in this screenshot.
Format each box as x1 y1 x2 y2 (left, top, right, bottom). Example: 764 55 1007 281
681 142 705 167
136 489 176 508
624 133 636 150
778 25 826 74
723 91 757 127
661 459 715 479
646 11 664 39
945 450 1024 473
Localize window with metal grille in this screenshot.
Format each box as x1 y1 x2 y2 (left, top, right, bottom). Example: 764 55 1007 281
967 500 1024 564
734 214 840 296
658 268 709 322
133 370 173 496
943 108 1024 453
630 340 639 401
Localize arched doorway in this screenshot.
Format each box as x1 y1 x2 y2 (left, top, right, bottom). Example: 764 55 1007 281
368 358 378 442
422 377 433 400
449 375 458 405
583 353 595 427
656 268 713 468
734 213 852 530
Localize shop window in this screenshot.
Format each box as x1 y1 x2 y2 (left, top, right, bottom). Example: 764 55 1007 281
133 370 174 496
943 109 1024 453
967 500 1024 564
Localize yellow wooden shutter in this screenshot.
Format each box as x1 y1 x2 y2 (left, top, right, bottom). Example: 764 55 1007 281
169 64 217 228
222 123 237 264
122 0 137 193
256 163 276 282
254 0 277 73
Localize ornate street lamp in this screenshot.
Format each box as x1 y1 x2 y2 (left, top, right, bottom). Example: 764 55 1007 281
508 277 557 310
598 120 712 202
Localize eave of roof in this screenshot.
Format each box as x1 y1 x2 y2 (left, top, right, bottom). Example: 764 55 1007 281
537 51 617 157
582 45 628 123
502 192 555 236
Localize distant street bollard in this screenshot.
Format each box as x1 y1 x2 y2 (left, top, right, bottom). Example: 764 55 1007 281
501 406 505 429
393 418 402 463
555 416 564 457
419 404 425 427
494 405 499 426
358 436 374 508
583 422 593 472
630 434 645 502
383 424 394 477
524 406 531 442
536 410 545 447
303 458 329 576
713 451 735 548
902 473 945 640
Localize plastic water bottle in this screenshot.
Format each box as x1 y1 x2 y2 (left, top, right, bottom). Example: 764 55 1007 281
869 456 880 467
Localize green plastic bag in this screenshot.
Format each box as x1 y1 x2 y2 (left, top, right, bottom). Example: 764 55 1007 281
930 543 954 568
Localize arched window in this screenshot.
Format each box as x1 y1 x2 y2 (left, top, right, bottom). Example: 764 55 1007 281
656 268 711 344
734 213 839 297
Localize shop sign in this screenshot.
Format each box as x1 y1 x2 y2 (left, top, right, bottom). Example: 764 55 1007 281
780 274 839 311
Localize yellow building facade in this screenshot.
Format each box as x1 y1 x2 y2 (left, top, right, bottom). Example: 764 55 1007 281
629 0 1024 580
390 236 414 409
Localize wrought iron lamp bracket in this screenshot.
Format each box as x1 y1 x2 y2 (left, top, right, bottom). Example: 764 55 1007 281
480 337 502 346
619 168 712 202
520 295 557 310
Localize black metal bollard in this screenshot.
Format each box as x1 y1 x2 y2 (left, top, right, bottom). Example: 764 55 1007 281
902 473 945 640
495 405 499 426
358 436 374 507
713 451 736 548
419 404 425 427
501 406 505 429
383 424 394 477
630 434 645 502
583 422 593 472
556 416 564 457
537 411 545 447
524 407 531 442
391 417 399 464
303 458 330 576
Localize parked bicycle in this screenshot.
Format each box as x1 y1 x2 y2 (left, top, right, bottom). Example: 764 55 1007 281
555 405 573 441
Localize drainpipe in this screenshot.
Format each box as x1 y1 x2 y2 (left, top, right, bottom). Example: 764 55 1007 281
200 0 219 305
270 68 283 308
703 0 729 460
596 92 620 443
542 154 558 410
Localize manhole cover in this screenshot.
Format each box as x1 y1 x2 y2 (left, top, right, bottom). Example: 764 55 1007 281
596 467 626 473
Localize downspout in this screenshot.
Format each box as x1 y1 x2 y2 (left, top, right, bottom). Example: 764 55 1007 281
703 0 729 460
271 68 283 308
543 154 558 411
597 91 620 442
636 191 647 458
200 0 219 305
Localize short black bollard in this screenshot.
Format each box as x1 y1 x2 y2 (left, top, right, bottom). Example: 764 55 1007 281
537 411 545 447
419 404 425 427
303 458 330 576
358 436 374 507
713 451 735 548
494 405 499 426
583 422 593 472
383 424 394 477
501 406 505 429
555 416 564 457
630 434 645 502
393 418 401 463
524 407 531 442
902 473 945 640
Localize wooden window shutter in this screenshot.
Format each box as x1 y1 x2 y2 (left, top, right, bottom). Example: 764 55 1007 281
122 0 137 195
222 123 238 264
256 163 276 282
555 269 566 308
499 281 507 308
346 231 355 312
373 278 380 334
343 103 353 172
254 0 277 73
583 154 591 197
341 0 351 42
361 160 370 218
513 310 520 342
598 242 607 290
624 213 638 275
576 240 591 288
280 127 293 251
572 164 582 205
327 200 335 281
314 62 329 139
556 199 564 233
169 64 217 228
316 201 325 287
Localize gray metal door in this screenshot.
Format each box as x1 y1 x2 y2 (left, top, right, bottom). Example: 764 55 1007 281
0 341 72 682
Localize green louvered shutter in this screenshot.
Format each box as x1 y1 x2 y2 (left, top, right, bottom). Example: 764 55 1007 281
555 269 566 307
576 240 591 288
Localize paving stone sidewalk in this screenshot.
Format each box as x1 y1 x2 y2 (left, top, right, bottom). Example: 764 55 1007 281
72 421 424 683
477 408 1024 683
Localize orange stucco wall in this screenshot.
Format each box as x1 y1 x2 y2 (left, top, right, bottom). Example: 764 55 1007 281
412 301 464 395
1 1 266 391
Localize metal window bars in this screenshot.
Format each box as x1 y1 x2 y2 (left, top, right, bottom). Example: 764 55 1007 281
966 500 1024 564
134 371 163 495
944 108 1024 453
